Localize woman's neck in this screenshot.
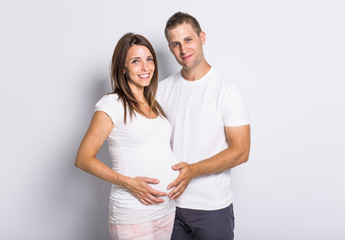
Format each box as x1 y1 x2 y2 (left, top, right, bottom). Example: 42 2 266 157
129 83 147 104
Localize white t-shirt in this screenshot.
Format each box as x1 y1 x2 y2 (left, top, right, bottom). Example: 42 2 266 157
94 94 178 224
156 67 250 210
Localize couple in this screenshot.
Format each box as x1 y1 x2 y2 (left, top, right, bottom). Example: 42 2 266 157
76 12 250 240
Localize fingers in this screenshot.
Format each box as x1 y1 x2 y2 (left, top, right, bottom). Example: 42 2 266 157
143 177 160 184
171 162 186 170
150 188 168 197
140 194 164 205
140 199 149 205
143 177 168 197
168 183 186 200
140 196 156 205
138 178 167 204
167 176 182 190
146 187 167 203
168 162 188 189
130 177 169 205
148 194 164 203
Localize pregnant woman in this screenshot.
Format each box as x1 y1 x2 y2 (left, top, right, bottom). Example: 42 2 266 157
75 33 178 240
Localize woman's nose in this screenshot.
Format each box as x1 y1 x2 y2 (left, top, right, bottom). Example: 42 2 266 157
141 62 148 71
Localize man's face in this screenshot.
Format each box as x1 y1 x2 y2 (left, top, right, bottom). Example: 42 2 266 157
167 23 206 71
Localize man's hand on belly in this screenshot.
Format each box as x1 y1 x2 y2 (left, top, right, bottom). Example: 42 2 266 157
167 162 197 200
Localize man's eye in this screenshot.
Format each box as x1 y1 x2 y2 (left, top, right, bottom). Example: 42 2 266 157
186 38 191 42
172 43 179 48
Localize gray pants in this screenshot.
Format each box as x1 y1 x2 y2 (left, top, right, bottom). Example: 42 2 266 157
171 204 235 240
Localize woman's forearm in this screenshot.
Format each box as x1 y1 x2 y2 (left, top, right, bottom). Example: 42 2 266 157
75 155 129 187
75 155 167 205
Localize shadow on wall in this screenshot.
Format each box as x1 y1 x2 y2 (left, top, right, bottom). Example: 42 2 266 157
68 73 113 240
156 48 179 81
28 73 113 239
78 74 113 239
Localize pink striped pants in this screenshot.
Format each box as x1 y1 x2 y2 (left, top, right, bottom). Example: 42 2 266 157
109 211 175 240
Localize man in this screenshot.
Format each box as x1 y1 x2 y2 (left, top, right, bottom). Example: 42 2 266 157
156 12 251 240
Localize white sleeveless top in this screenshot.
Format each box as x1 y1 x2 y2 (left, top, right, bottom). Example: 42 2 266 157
95 94 178 224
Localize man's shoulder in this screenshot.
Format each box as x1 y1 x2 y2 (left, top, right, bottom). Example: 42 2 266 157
159 71 180 86
209 69 239 92
157 71 181 97
156 72 181 104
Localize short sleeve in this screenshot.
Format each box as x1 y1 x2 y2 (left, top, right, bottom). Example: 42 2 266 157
222 84 250 127
94 94 124 125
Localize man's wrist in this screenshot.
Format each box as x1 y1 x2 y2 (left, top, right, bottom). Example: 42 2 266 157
190 163 199 178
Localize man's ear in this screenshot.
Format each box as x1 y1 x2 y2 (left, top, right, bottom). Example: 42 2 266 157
200 31 206 45
168 42 173 52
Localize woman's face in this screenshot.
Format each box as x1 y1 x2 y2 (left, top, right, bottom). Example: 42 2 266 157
124 44 155 92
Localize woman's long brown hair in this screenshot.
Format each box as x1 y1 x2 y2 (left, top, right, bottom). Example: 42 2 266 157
110 33 166 123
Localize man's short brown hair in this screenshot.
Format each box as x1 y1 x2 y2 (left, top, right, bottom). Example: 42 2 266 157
164 12 202 40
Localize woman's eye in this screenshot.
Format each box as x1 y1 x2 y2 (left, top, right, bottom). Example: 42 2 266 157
147 57 154 62
132 60 139 64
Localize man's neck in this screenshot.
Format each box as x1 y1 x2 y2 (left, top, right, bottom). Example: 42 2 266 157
181 61 211 81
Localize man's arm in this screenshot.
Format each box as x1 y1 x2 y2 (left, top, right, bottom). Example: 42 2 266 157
167 124 250 200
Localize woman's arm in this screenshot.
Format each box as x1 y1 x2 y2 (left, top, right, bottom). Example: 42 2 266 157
75 111 167 205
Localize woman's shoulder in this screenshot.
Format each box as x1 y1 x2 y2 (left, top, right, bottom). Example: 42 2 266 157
95 93 122 108
94 93 124 121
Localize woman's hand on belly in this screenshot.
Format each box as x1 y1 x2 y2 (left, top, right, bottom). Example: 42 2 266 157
123 177 168 205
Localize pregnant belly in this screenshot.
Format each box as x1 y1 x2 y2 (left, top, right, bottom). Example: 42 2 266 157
147 165 179 193
129 154 179 193
119 151 179 193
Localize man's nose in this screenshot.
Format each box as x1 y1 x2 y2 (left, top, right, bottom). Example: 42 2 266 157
180 43 186 54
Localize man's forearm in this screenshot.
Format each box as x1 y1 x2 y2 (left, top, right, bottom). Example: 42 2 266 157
191 144 250 177
167 125 250 200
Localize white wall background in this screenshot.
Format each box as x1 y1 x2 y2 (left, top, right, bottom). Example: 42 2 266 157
1 0 344 239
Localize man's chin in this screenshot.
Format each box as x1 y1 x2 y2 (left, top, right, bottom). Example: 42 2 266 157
180 62 194 70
